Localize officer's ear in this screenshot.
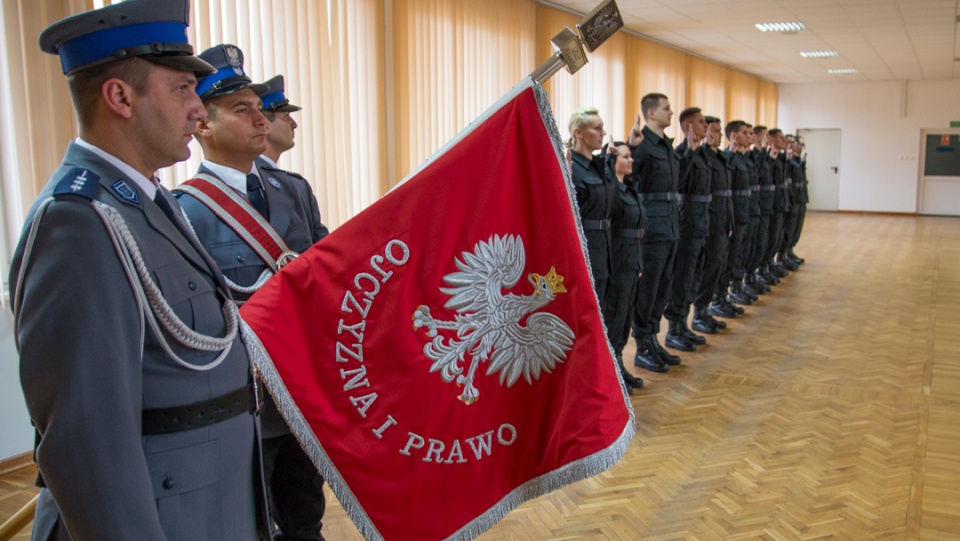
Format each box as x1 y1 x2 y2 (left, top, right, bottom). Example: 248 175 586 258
195 116 212 138
101 78 135 119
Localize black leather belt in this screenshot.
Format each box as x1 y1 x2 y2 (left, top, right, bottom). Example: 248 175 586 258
142 384 257 435
582 219 611 231
614 228 643 238
678 194 712 203
713 190 732 197
641 192 677 201
734 190 753 196
760 185 776 191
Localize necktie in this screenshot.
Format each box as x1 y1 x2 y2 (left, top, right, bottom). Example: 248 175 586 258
154 189 181 225
247 174 270 220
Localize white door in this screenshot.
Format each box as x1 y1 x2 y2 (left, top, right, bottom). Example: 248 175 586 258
918 128 960 216
797 128 841 211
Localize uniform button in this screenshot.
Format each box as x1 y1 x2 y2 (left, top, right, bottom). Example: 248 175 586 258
162 477 174 490
188 281 196 290
237 255 245 263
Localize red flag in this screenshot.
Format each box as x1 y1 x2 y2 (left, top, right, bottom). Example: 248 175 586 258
241 79 634 540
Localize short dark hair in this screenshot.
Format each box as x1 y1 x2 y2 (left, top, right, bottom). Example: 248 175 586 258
753 125 767 135
641 93 668 120
768 128 783 137
678 107 702 128
704 115 721 125
67 58 152 127
725 120 746 139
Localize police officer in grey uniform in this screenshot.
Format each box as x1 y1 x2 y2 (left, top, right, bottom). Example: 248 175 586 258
10 1 268 539
256 74 330 541
174 47 329 541
256 75 329 241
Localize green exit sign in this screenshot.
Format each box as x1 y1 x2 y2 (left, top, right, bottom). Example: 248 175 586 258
951 121 960 128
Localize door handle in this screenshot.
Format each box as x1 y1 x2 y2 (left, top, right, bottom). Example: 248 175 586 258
830 166 838 173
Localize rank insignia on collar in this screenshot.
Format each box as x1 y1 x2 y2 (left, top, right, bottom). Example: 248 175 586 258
267 177 282 190
111 180 141 205
53 167 99 200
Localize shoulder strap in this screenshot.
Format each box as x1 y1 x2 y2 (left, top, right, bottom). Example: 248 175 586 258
174 173 297 272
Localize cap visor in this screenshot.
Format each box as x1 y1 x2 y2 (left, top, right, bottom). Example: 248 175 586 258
270 103 302 113
144 54 216 76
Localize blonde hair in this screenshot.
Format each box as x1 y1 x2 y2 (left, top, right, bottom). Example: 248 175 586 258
567 107 600 148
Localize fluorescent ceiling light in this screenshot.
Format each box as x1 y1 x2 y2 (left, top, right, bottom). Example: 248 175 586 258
827 68 858 74
800 51 837 58
755 22 806 32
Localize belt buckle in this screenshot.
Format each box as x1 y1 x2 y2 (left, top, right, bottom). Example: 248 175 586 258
276 250 299 269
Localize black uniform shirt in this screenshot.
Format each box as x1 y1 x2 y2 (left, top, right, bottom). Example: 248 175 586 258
631 126 680 242
572 150 617 279
724 150 752 224
676 140 711 238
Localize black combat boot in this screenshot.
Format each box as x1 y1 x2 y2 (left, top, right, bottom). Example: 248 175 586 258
665 319 697 352
617 355 643 392
710 297 739 319
692 306 719 334
652 334 681 366
680 318 706 345
728 282 754 306
633 335 668 372
742 275 765 296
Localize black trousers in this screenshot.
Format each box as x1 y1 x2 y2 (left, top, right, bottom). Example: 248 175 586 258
790 205 807 248
695 230 730 309
632 239 677 336
262 434 327 541
603 270 640 357
765 212 785 265
664 235 704 322
750 215 771 273
781 206 800 252
722 222 749 285
740 216 760 277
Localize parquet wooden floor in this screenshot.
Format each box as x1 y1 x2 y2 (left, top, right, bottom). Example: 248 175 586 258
3 211 960 540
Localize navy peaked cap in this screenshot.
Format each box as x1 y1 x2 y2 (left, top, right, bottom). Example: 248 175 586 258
260 75 301 113
195 44 269 101
38 0 214 76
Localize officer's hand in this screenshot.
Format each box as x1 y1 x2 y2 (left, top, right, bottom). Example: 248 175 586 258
628 114 643 146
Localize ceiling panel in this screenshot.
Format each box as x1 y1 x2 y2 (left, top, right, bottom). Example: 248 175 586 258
542 0 960 83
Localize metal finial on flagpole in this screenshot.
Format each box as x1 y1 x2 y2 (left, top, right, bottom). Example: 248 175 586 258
530 0 624 84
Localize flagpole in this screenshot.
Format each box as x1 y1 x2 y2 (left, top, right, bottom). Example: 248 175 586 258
529 0 625 84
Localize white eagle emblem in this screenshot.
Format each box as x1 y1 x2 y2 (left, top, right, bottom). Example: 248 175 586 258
412 234 575 404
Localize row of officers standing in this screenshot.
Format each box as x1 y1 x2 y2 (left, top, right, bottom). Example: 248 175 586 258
568 93 809 394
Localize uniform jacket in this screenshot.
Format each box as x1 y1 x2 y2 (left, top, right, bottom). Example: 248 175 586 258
604 154 646 275
753 148 775 216
175 162 327 438
724 150 752 225
771 151 790 214
175 162 327 302
676 141 711 238
743 151 761 218
787 157 805 208
255 158 330 240
705 146 735 235
572 150 617 280
631 126 680 242
10 142 263 541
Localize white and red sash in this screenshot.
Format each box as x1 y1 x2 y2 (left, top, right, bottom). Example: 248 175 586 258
175 173 297 272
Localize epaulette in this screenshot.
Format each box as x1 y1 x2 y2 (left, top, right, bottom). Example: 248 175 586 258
52 167 100 200
260 163 307 181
